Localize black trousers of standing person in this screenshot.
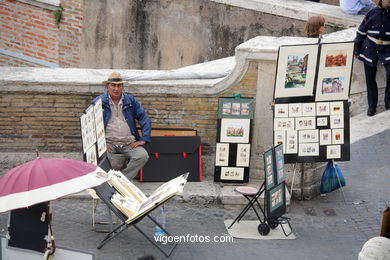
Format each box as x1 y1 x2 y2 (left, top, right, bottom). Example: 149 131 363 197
364 62 390 112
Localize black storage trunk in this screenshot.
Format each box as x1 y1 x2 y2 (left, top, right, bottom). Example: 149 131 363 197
140 136 202 182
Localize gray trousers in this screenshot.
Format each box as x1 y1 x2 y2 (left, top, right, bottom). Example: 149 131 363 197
107 144 149 179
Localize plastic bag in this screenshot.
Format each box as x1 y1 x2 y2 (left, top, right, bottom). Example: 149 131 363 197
320 161 346 194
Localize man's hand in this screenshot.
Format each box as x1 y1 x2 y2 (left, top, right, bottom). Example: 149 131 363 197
129 140 146 149
106 144 113 152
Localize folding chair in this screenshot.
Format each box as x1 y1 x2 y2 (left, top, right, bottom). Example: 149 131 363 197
228 182 268 232
93 182 177 257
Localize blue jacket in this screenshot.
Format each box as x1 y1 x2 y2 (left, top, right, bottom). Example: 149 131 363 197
93 92 151 144
354 7 390 66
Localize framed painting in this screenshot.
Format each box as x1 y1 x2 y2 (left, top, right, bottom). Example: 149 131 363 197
295 117 316 130
332 129 344 144
274 44 319 99
220 167 245 181
315 42 354 101
274 118 295 131
215 143 230 166
220 118 250 143
236 144 251 167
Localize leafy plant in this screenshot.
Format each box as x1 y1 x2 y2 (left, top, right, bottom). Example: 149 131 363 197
53 5 64 26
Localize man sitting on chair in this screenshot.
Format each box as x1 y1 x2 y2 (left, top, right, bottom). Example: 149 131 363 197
94 72 151 179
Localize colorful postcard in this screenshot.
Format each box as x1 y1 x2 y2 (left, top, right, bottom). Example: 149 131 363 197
316 102 330 116
319 129 332 145
330 101 344 115
327 145 341 159
264 149 275 190
332 129 344 144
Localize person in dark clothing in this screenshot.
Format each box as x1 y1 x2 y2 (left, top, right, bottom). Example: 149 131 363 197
354 0 390 116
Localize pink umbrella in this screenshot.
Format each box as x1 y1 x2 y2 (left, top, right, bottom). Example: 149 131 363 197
0 157 108 213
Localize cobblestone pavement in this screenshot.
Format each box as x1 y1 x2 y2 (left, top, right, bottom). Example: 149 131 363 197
0 129 389 260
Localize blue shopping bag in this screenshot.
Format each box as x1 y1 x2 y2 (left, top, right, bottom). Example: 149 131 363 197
320 161 346 194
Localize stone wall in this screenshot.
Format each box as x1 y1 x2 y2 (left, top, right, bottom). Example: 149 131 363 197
81 0 310 70
0 0 82 67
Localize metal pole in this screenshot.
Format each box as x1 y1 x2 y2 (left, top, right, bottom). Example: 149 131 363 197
332 160 347 204
300 163 304 201
290 162 298 199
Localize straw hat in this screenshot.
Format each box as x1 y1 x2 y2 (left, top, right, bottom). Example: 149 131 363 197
102 72 127 84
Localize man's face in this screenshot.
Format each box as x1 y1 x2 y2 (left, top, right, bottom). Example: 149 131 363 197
382 0 390 8
107 83 123 100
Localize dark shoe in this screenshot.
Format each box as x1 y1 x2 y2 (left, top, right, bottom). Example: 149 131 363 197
385 104 390 110
367 108 376 116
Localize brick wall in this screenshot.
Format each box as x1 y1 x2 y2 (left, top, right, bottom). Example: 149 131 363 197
0 62 258 162
0 0 82 67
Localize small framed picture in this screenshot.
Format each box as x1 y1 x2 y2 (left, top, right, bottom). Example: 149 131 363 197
236 144 251 167
232 103 241 115
220 118 250 143
330 115 344 128
241 102 250 116
299 129 319 143
275 144 285 184
330 101 344 115
289 103 302 117
222 102 232 115
274 118 295 131
86 145 97 165
319 129 332 145
315 42 354 101
285 130 298 154
332 129 344 144
301 103 316 116
327 145 341 159
316 117 328 127
274 104 289 118
295 117 316 130
220 167 245 181
274 131 286 151
316 102 330 116
264 149 275 190
215 143 230 166
298 143 319 156
97 138 107 158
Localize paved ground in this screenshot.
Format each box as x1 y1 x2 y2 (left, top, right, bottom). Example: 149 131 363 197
0 111 389 260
